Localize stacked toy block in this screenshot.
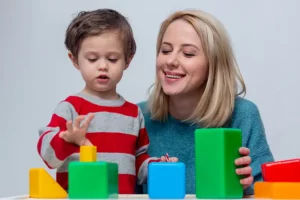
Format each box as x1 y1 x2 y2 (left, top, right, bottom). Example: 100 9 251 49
148 162 186 199
195 128 243 199
68 146 119 199
254 158 300 199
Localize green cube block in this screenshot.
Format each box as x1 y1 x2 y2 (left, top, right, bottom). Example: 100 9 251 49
195 128 243 199
68 161 118 199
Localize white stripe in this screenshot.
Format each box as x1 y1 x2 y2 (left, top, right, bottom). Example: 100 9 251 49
87 112 141 136
137 157 160 185
57 152 136 175
39 127 63 168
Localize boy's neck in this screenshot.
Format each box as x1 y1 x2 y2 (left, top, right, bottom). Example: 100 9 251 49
81 85 119 100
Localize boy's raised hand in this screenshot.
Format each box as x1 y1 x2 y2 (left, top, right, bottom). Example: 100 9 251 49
59 113 95 146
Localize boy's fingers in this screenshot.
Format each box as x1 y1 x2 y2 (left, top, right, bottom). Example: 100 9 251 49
236 166 252 175
241 175 254 186
171 157 178 162
74 115 85 128
82 113 95 129
160 156 166 162
66 120 73 133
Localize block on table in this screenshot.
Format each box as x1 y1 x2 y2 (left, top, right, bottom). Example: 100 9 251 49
148 162 185 199
29 168 68 198
195 128 243 199
68 161 118 199
262 158 300 182
254 181 300 199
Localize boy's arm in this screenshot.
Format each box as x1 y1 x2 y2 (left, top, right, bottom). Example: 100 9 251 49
135 107 160 185
37 100 80 169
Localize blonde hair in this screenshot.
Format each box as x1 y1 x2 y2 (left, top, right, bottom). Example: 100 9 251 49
148 9 246 127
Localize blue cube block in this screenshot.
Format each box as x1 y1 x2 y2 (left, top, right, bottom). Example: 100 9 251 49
148 162 186 199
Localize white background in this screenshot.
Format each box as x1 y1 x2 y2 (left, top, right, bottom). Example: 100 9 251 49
1 0 299 197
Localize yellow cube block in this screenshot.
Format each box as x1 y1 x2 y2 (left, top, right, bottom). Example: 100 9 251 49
80 145 97 162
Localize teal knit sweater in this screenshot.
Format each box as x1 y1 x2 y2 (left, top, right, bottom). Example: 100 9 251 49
137 97 274 195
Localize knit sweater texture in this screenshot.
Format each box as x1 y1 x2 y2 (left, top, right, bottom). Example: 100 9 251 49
137 96 274 195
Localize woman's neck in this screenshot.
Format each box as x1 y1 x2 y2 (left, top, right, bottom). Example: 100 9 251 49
168 92 202 120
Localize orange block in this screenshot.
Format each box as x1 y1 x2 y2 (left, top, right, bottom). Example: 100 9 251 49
254 181 300 199
29 168 68 198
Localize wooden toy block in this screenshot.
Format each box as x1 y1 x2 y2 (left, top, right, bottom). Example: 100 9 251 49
261 158 300 182
254 181 300 199
195 128 243 199
68 161 118 199
80 145 97 162
148 162 186 199
29 168 68 198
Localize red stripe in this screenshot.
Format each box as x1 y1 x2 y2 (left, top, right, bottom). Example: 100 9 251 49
56 173 135 194
47 114 67 130
136 128 149 150
86 132 137 155
51 133 79 160
66 96 139 118
56 172 68 191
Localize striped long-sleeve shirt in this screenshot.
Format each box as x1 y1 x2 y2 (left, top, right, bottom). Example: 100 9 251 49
37 92 160 194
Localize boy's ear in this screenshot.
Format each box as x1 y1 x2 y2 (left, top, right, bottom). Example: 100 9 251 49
125 56 134 70
68 51 80 70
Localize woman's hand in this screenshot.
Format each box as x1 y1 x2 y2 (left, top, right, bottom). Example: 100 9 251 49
235 147 254 189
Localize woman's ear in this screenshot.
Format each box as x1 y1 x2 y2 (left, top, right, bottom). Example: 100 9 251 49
68 51 80 70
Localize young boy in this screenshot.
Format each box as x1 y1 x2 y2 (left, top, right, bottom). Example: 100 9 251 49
36 8 171 194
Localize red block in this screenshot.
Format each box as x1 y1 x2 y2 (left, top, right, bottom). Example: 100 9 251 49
262 158 300 182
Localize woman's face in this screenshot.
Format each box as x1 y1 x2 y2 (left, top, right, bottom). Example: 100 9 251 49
156 19 208 97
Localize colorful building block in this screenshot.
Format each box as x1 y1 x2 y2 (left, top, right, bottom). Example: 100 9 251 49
195 128 243 199
261 158 300 182
148 162 186 199
254 181 300 199
79 145 97 162
29 168 68 198
68 161 118 199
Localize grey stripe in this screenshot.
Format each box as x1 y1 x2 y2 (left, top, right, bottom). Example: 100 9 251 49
136 145 149 157
75 93 125 107
138 106 145 129
53 101 78 121
39 127 63 168
87 112 140 136
57 153 135 175
137 157 160 185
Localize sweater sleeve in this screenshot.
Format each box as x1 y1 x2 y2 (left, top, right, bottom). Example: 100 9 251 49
37 100 80 169
238 101 275 195
135 107 161 185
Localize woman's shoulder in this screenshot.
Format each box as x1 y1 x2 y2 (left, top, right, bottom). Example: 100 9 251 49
233 96 261 116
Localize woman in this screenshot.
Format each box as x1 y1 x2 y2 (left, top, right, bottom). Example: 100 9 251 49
138 9 274 195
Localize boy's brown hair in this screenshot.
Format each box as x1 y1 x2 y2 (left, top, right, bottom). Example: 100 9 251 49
64 9 136 63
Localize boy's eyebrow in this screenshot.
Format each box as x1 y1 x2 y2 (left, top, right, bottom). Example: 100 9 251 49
83 51 123 56
162 41 199 50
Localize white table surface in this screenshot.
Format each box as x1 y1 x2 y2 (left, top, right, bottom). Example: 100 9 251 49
0 194 257 200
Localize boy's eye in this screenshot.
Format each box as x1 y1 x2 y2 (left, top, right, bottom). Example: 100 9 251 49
108 58 118 62
88 58 97 62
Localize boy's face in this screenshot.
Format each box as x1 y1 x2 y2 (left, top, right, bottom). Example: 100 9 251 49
70 31 129 97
